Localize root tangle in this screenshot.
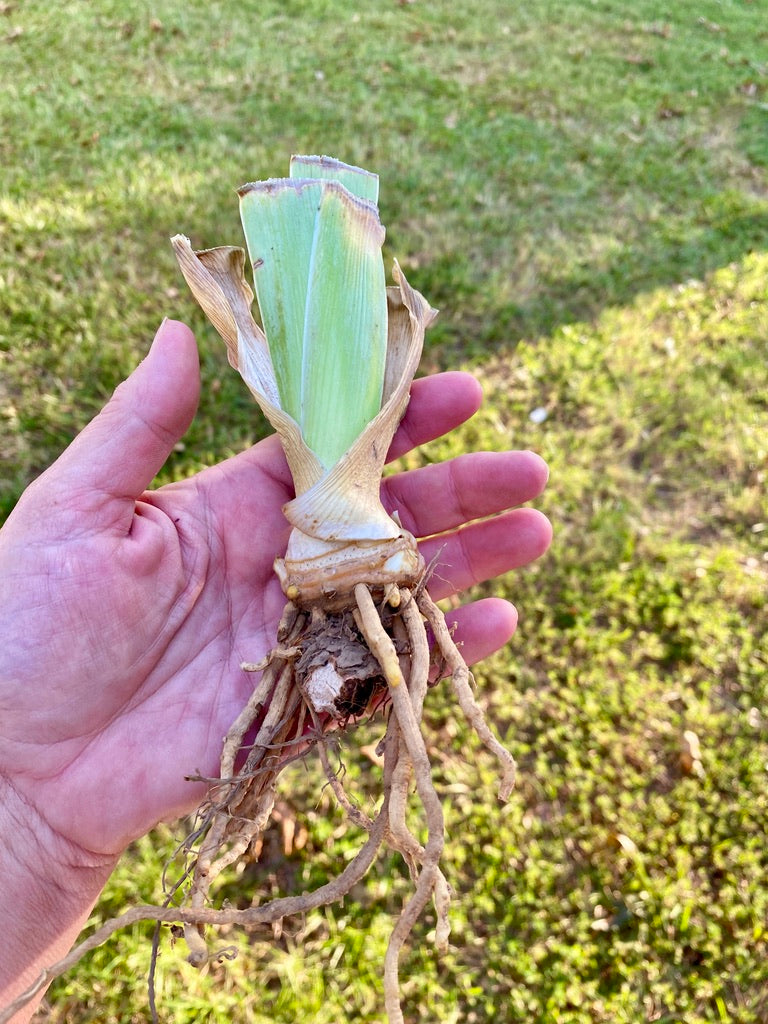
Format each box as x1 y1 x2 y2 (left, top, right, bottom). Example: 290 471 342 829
1 581 516 1024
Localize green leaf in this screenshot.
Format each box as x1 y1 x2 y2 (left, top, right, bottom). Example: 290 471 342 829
289 154 379 205
238 164 387 469
238 179 322 427
300 184 387 465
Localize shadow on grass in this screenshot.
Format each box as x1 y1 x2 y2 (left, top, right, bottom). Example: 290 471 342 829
513 203 768 344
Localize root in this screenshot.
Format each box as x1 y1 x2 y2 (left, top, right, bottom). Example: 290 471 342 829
1 580 518 1024
386 596 451 940
418 588 517 800
313 732 376 834
186 604 308 924
353 584 446 1023
0 799 391 1024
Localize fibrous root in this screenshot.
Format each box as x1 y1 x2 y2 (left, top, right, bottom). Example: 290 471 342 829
0 580 516 1024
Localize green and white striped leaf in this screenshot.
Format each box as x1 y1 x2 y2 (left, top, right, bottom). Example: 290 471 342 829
238 167 387 470
289 154 379 204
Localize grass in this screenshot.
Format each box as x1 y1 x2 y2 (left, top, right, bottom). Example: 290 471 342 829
1 0 767 1020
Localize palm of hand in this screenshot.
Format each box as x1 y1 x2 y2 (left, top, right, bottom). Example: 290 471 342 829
0 436 296 855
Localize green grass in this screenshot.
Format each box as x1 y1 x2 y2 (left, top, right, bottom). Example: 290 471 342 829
2 0 767 1021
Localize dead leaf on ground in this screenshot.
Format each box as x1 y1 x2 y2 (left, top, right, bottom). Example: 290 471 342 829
643 22 672 39
698 17 723 34
680 729 704 777
272 800 309 856
625 54 655 68
657 103 685 119
360 741 385 767
609 831 640 857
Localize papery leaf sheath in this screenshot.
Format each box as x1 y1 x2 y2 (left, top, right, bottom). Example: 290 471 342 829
171 235 324 495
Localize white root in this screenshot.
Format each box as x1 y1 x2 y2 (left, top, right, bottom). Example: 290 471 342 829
418 589 517 800
353 584 446 1024
190 660 293 912
387 596 452 943
0 795 393 1024
307 701 375 834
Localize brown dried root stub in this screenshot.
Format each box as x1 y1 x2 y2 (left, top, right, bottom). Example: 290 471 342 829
296 609 385 718
0 579 516 1024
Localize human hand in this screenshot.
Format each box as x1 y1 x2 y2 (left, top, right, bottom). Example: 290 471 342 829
0 319 550 864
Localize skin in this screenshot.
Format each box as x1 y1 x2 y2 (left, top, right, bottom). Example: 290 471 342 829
0 319 551 1020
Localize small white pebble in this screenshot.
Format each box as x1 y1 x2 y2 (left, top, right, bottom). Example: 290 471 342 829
529 406 548 424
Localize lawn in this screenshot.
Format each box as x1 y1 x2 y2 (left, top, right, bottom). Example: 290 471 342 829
1 0 767 1021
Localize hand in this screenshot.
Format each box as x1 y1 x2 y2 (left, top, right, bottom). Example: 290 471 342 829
0 319 551 863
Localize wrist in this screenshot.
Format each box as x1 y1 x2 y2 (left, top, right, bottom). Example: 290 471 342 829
0 774 117 1021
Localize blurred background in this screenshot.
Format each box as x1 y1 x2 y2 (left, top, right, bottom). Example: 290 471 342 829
1 1 767 1021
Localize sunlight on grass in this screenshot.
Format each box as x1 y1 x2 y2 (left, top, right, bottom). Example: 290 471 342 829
0 196 97 233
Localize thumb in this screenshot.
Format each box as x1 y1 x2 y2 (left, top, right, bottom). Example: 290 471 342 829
46 319 200 519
